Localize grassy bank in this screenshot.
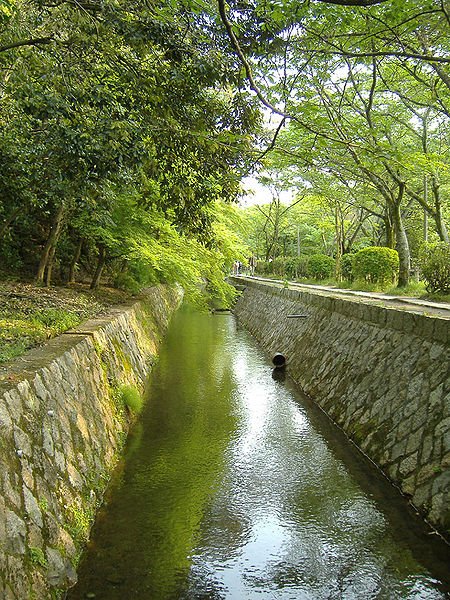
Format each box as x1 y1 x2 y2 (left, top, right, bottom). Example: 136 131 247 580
0 281 133 364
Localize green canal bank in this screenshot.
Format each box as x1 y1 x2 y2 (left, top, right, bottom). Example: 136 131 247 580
231 276 450 539
0 284 183 599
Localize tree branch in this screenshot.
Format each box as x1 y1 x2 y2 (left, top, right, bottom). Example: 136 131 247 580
217 0 292 121
0 37 54 53
314 0 388 5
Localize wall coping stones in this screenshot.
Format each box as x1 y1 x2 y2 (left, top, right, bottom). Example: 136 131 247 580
231 276 450 345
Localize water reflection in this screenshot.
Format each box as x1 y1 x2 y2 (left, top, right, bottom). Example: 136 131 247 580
69 308 450 600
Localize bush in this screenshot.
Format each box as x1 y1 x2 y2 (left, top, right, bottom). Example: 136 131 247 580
119 384 144 414
255 260 271 276
352 246 399 284
419 243 450 294
271 257 287 277
284 256 309 279
340 253 354 281
307 254 335 280
256 255 333 280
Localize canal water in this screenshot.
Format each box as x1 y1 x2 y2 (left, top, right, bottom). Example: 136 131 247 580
69 307 450 599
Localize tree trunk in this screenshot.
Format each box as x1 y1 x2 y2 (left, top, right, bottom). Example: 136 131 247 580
68 238 83 283
391 193 410 287
90 245 106 289
45 244 57 286
36 204 65 285
384 205 395 249
431 179 450 243
335 206 344 280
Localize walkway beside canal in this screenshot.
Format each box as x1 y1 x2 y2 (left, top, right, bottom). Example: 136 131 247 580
235 275 450 320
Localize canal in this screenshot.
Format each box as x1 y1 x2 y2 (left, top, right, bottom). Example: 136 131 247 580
69 307 450 599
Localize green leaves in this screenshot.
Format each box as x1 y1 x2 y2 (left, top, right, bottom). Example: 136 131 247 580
0 0 259 295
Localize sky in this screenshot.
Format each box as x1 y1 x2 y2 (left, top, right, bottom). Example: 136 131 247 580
240 175 296 207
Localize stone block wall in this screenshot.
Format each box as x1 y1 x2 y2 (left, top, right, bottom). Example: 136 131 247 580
232 278 450 537
0 284 182 599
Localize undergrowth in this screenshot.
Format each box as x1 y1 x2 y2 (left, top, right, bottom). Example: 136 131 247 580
0 281 130 364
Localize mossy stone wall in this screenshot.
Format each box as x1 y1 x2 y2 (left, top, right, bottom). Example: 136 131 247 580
0 285 182 599
232 278 450 538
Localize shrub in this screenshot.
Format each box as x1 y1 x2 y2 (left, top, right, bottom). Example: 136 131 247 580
255 260 270 275
284 256 309 279
340 253 354 281
307 254 335 280
352 247 399 284
119 384 144 414
271 257 287 277
419 243 450 294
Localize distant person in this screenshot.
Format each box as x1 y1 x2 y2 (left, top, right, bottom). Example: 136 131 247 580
249 255 256 276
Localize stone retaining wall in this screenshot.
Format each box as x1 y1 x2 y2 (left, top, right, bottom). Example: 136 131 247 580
232 277 450 537
0 284 183 599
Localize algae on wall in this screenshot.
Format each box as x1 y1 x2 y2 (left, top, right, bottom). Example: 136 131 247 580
0 284 183 599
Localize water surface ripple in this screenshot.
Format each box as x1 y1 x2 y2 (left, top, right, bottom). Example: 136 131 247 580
69 308 450 599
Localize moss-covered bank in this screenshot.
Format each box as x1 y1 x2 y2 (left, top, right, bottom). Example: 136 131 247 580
0 284 183 599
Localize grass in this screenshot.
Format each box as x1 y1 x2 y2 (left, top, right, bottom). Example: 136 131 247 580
0 280 134 365
384 281 427 296
29 546 48 568
0 309 83 364
118 384 144 414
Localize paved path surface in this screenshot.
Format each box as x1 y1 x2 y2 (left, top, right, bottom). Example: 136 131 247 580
234 276 450 320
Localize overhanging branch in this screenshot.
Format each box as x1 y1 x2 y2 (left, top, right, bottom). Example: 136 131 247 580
0 36 54 53
315 0 387 5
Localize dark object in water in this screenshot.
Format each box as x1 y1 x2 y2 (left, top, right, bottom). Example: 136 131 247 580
272 353 286 368
272 368 286 382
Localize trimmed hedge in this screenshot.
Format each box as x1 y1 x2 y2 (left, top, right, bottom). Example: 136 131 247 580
255 254 334 280
307 254 335 279
352 246 399 284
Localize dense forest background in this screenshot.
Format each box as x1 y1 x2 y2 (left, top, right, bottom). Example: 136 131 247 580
1 0 449 302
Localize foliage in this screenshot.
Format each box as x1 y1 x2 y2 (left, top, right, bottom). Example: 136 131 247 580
0 0 260 303
307 254 335 280
118 384 144 415
352 247 399 284
223 0 450 288
384 281 427 297
0 310 78 362
340 254 354 282
66 503 92 544
31 309 81 336
29 547 48 568
419 243 450 294
0 281 123 363
255 253 333 280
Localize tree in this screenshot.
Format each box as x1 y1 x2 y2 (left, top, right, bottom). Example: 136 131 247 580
0 0 261 302
216 0 450 286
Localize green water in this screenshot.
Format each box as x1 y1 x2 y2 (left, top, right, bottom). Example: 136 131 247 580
68 308 450 599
